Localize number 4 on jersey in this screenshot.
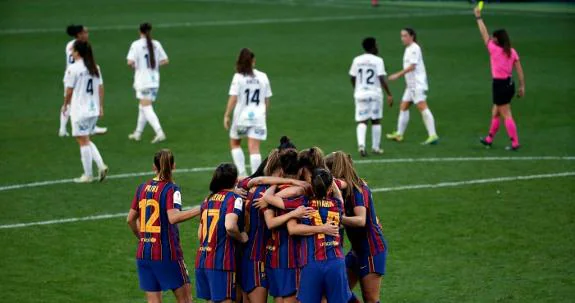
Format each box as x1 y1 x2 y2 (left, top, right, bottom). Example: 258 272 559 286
86 79 93 95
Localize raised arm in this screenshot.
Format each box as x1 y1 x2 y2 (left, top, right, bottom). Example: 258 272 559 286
247 176 306 189
167 205 201 225
514 60 525 97
474 7 490 46
223 95 237 130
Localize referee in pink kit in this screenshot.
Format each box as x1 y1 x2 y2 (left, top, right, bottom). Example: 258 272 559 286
474 6 525 151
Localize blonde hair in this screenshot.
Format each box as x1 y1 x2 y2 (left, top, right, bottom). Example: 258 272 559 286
325 151 362 199
264 149 282 176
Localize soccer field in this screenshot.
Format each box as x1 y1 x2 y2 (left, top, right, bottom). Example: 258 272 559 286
1 0 574 302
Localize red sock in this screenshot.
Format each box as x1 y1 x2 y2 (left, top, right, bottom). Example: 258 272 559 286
504 117 520 147
486 117 500 143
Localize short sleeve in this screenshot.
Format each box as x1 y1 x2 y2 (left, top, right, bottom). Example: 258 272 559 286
378 58 387 76
97 66 104 85
283 196 305 210
406 47 419 65
352 188 366 208
334 179 343 190
226 194 244 216
237 177 251 190
229 74 240 96
487 40 497 54
130 185 142 211
156 41 168 61
166 186 182 211
265 75 273 98
511 49 519 62
126 43 136 61
63 67 77 88
349 59 357 77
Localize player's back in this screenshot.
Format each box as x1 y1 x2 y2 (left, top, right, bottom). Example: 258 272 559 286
345 183 386 256
350 53 385 99
65 61 102 119
196 190 242 271
244 184 270 261
133 179 184 261
127 38 167 89
298 196 344 266
230 69 272 125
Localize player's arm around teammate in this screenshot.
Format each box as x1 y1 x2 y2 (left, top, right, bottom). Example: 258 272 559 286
474 7 525 151
224 48 272 176
126 150 196 303
388 28 439 145
62 41 108 183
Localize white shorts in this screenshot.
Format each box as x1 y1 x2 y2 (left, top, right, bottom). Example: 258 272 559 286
229 124 267 141
71 116 98 137
402 88 427 104
355 97 383 122
136 88 159 102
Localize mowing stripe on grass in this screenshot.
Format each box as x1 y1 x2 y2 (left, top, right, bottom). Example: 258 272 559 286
1 171 573 229
0 156 573 192
0 11 467 35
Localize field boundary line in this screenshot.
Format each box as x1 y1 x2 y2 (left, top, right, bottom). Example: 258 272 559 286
0 11 467 35
0 156 573 192
1 171 573 230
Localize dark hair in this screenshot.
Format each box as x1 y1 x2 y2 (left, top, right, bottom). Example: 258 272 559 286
362 37 377 53
249 157 267 179
73 41 100 77
278 136 296 151
298 147 326 172
311 168 333 199
209 163 238 194
236 48 255 76
493 29 512 57
403 27 417 43
140 23 156 69
153 149 175 182
66 24 84 37
280 148 300 176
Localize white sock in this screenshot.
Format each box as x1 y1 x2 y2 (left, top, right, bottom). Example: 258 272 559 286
372 124 382 150
89 142 105 170
356 123 367 149
141 105 163 135
59 105 70 133
231 148 247 176
135 105 147 135
249 154 262 175
397 110 410 135
421 108 437 137
80 145 93 177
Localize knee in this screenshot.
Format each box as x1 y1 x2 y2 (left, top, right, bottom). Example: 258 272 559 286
371 119 381 125
230 140 241 149
357 121 368 125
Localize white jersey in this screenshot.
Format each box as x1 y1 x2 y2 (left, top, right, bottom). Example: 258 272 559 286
65 39 76 69
349 53 387 99
64 59 103 121
403 42 428 91
126 38 168 90
228 69 272 127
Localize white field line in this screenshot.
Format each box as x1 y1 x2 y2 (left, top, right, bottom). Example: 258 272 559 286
0 11 468 35
0 156 573 192
0 171 573 230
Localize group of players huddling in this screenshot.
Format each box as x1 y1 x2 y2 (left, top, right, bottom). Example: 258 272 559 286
60 5 526 301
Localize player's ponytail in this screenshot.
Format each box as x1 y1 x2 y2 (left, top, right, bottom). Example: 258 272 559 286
140 22 156 69
154 149 175 182
311 168 333 199
298 147 326 172
236 48 255 76
66 24 84 38
209 163 239 195
280 148 299 177
278 136 297 151
325 151 362 200
493 29 512 57
403 27 417 43
73 40 100 77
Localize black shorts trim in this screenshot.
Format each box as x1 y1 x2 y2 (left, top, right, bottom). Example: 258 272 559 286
492 78 515 105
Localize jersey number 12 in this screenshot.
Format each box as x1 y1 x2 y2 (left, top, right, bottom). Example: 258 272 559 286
358 68 375 85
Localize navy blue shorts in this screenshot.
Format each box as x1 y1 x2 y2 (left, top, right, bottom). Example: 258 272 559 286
136 259 189 292
297 259 351 303
239 258 268 293
266 267 298 298
345 250 387 278
195 268 236 302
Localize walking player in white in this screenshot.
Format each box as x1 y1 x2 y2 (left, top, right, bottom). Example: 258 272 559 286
60 24 107 137
63 41 108 183
223 48 272 176
349 37 394 157
388 28 439 145
127 22 169 144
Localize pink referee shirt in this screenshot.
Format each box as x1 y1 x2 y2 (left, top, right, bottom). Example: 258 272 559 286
488 40 519 79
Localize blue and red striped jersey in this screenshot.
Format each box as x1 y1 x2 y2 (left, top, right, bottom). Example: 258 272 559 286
131 179 184 261
344 182 386 256
265 194 303 269
296 196 344 266
195 190 244 271
243 184 270 262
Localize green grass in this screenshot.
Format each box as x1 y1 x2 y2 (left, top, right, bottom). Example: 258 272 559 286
0 0 574 302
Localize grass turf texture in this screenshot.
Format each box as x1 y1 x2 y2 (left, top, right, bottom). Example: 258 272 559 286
0 0 574 302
